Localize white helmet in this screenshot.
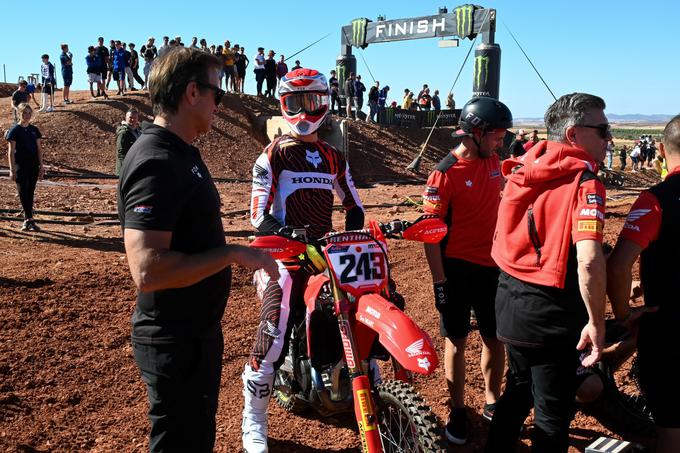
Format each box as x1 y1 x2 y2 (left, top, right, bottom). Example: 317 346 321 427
278 68 330 136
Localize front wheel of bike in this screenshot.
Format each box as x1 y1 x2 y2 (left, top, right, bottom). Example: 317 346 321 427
375 379 445 452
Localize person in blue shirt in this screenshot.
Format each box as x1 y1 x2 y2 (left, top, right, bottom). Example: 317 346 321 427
112 40 127 96
86 46 108 100
59 43 73 104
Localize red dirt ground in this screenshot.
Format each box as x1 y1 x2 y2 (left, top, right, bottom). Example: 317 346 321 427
0 90 660 452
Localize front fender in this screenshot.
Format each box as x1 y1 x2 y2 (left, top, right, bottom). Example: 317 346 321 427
356 294 438 375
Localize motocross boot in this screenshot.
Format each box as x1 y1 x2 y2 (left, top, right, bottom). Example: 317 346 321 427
242 364 274 453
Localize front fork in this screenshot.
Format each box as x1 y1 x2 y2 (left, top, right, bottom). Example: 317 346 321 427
333 281 382 452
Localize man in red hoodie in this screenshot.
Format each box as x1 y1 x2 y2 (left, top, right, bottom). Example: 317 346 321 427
423 97 513 445
485 93 610 452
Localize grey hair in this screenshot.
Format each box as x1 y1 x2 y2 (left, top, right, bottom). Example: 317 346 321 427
544 93 606 142
663 114 680 154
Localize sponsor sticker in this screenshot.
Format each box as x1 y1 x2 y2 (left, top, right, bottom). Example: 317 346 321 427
586 193 604 206
417 357 431 371
577 220 603 234
133 205 153 214
579 208 605 221
490 169 500 178
356 389 377 431
425 186 438 195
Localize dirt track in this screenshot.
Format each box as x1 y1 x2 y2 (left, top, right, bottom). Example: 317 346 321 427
0 90 659 452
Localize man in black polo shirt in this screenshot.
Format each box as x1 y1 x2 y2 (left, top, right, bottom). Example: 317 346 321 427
118 47 278 453
608 114 680 453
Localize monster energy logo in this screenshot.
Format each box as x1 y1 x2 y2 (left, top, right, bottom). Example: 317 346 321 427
427 110 436 126
384 108 396 124
474 55 490 88
336 64 346 87
351 18 368 47
454 4 474 38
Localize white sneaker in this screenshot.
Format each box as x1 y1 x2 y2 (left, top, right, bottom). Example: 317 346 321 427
45 107 55 113
242 364 273 453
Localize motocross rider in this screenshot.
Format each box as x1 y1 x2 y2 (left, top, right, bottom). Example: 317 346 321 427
242 68 365 453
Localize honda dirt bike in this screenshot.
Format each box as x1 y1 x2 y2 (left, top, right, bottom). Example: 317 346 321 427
250 216 448 452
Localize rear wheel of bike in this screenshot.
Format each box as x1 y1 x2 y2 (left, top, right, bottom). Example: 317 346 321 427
375 379 445 452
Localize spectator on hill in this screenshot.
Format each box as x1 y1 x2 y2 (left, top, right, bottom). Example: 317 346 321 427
9 81 32 123
128 43 145 90
209 44 216 55
236 47 249 93
276 55 288 89
141 38 157 90
292 60 302 70
214 45 225 88
222 41 236 92
112 41 127 96
619 145 628 171
122 43 133 92
106 39 116 90
353 74 366 116
174 36 183 46
115 108 141 176
157 36 171 58
378 85 390 108
402 89 413 110
418 88 432 111
647 139 657 168
189 37 198 49
86 46 108 100
96 37 109 96
433 89 441 112
328 69 340 115
254 47 266 96
6 103 44 232
447 92 456 110
416 83 428 104
264 50 277 98
199 39 209 52
39 54 56 113
344 72 356 119
59 44 73 105
509 129 528 158
366 80 379 123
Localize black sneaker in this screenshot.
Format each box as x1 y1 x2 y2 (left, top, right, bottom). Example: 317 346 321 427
445 407 469 445
482 403 496 422
28 221 41 232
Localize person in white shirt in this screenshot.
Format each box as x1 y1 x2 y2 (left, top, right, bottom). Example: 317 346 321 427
253 47 266 96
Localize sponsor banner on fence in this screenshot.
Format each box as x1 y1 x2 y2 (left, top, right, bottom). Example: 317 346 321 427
378 108 460 128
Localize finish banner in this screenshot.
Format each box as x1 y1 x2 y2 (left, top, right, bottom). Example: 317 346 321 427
342 5 489 48
378 109 461 128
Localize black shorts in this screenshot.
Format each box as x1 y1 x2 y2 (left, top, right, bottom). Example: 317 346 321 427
112 70 124 81
440 257 499 339
637 321 680 428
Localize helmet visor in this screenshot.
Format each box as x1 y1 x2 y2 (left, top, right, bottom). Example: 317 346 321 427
282 93 329 116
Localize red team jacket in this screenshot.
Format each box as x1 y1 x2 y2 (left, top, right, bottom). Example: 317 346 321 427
492 140 606 288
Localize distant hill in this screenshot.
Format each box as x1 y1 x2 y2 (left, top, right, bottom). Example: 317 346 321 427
516 113 674 127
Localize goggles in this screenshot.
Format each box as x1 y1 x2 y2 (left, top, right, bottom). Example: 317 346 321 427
281 92 329 116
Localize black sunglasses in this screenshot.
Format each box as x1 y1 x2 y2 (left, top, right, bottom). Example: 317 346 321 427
195 80 225 106
579 123 611 139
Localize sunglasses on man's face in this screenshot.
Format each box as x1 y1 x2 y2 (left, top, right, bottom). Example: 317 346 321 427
195 81 225 106
579 123 611 139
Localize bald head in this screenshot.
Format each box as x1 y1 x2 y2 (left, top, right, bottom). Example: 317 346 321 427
663 114 680 155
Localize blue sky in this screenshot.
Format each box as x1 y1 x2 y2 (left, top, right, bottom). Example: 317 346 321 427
1 0 677 118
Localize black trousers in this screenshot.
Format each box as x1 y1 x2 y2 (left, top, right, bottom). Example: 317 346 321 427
15 166 39 220
131 67 145 86
484 343 579 453
133 333 224 453
254 69 265 95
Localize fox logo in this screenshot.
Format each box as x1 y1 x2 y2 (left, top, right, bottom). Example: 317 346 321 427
306 150 322 168
246 380 271 398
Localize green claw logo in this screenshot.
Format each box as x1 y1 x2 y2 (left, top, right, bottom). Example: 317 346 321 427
474 55 490 89
386 108 395 124
336 64 346 87
427 110 436 126
352 18 368 47
454 4 474 38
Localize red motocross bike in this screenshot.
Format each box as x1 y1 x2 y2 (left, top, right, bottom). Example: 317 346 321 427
250 216 447 452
